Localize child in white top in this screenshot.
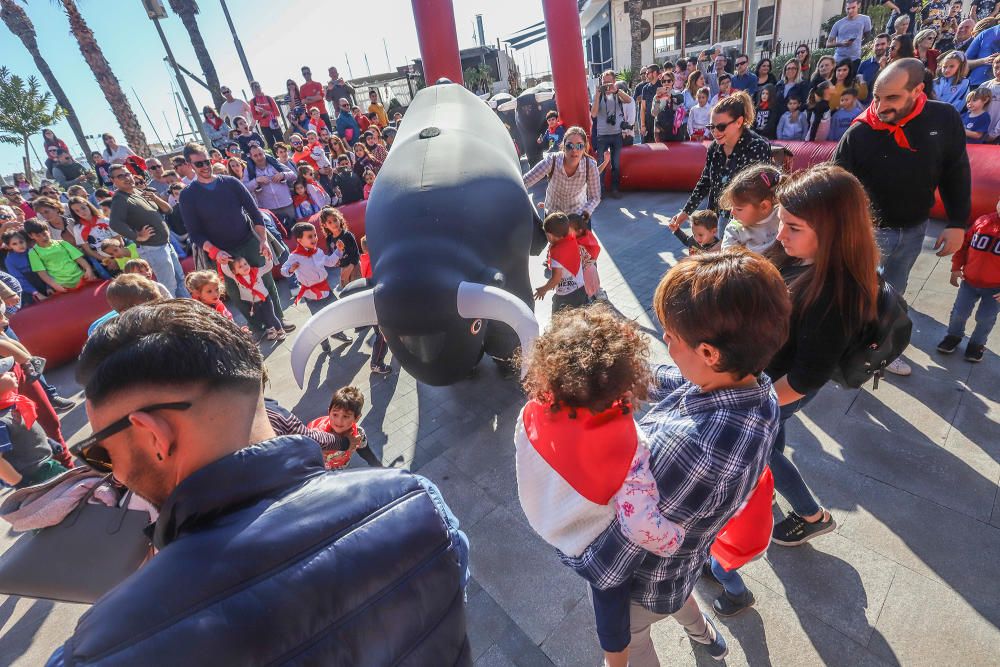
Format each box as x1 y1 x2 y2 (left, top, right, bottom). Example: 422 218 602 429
219 254 284 341
719 164 782 254
687 87 712 140
281 222 342 303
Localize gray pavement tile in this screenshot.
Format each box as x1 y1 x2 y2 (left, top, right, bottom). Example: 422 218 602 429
493 621 556 666
465 507 588 646
473 643 518 667
993 493 1000 530
465 588 518 663
742 532 897 646
835 476 1000 614
0 596 87 667
828 418 997 522
946 389 1000 465
414 455 498 530
538 594 604 667
694 577 896 667
869 565 1000 667
845 369 966 445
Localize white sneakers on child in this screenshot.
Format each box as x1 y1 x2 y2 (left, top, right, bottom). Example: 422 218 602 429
265 328 287 342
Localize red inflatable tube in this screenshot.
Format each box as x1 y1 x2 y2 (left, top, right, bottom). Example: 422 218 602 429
618 141 998 224
9 281 109 369
10 202 370 371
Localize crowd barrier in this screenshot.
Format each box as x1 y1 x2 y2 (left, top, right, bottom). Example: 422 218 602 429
10 200 370 369
618 141 999 224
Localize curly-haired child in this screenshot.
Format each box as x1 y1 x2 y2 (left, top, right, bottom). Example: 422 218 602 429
515 304 685 667
185 270 233 321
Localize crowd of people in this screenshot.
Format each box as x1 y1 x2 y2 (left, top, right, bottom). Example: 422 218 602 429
0 12 997 663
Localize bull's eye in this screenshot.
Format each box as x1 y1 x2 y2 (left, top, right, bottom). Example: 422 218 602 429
470 319 483 335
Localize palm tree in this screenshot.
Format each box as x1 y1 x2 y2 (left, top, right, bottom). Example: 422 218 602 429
58 0 150 156
628 0 643 81
0 66 67 181
0 0 93 162
168 0 224 110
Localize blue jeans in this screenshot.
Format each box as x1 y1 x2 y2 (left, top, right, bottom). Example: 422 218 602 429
710 555 746 596
769 391 820 518
590 582 632 652
948 281 1000 347
874 222 927 295
138 243 190 298
594 132 623 190
86 256 112 280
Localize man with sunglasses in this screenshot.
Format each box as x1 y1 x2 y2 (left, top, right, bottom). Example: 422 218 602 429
300 66 332 134
144 159 170 197
50 300 470 665
1 185 34 220
219 86 253 129
334 97 362 145
590 69 632 199
108 165 188 298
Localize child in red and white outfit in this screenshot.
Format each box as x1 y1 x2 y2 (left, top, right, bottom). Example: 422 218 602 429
307 385 383 469
533 213 588 312
568 212 605 301
515 304 684 666
185 270 234 322
937 199 1000 363
358 236 391 375
217 253 283 341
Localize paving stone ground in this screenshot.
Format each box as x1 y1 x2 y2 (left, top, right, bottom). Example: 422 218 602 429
1 189 998 666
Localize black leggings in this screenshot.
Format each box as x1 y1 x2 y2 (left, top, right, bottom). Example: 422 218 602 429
246 297 282 331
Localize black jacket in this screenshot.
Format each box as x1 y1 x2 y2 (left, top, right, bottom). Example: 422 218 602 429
55 436 471 666
833 100 971 229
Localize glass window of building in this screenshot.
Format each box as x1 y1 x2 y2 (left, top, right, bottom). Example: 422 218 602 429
716 1 744 43
653 9 683 56
684 4 713 50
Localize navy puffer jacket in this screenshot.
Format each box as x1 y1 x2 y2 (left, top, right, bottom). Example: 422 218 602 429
54 436 471 666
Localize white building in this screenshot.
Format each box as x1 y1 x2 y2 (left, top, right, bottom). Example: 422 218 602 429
579 0 846 73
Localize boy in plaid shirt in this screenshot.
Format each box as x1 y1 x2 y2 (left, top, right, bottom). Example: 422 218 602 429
562 248 791 663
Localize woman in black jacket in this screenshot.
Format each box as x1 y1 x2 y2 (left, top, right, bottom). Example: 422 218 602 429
764 164 880 547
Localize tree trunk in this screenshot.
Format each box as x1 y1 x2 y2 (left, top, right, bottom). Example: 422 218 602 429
22 134 32 184
60 0 151 156
169 0 224 110
628 0 643 83
0 0 94 164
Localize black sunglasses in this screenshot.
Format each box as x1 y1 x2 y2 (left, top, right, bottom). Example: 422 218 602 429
148 164 162 170
707 121 735 133
191 159 211 168
565 141 585 150
70 402 191 473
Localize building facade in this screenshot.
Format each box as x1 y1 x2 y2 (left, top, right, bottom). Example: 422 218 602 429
580 0 844 73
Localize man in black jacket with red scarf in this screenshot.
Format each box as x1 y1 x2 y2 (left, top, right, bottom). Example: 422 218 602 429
834 57 971 376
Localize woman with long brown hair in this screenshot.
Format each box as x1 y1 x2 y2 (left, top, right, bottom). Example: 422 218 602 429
765 164 880 547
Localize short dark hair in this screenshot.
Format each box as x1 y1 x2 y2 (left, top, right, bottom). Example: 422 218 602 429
105 274 162 312
646 63 661 72
291 221 316 239
542 212 570 238
545 110 559 120
328 385 364 417
690 210 719 231
875 32 890 41
2 230 29 245
841 87 859 99
171 156 187 167
77 300 265 405
183 142 208 161
99 197 114 209
23 218 48 235
108 164 129 179
336 155 351 164
653 248 791 379
718 73 732 84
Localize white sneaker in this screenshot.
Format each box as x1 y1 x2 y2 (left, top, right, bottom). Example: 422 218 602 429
885 357 911 376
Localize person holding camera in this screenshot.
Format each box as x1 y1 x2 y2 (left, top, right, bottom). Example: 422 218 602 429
590 70 633 199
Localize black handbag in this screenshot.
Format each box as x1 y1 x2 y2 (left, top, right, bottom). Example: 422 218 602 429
0 474 153 604
831 279 913 390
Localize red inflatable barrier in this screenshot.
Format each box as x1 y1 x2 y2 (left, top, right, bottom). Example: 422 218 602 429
9 281 110 369
618 141 998 224
306 199 367 239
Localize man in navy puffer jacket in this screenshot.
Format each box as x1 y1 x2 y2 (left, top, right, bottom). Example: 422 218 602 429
48 300 471 666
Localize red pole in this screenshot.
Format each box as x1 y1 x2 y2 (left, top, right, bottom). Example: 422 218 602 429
542 0 592 138
410 0 464 85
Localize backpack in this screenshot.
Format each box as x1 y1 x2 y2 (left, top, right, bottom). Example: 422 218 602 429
831 279 912 390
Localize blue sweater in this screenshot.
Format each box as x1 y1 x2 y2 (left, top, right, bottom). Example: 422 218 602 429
3 250 37 296
178 176 265 250
776 111 809 141
827 103 863 142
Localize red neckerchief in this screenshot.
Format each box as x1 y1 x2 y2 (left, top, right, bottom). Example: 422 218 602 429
576 230 601 260
292 243 318 257
0 392 37 430
207 116 223 130
294 281 330 305
234 266 267 301
79 217 109 241
293 192 311 207
359 253 372 279
853 92 927 151
549 235 582 276
213 300 233 321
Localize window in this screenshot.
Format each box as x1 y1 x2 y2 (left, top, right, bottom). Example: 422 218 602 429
684 4 712 50
716 1 744 43
757 0 776 36
653 9 683 54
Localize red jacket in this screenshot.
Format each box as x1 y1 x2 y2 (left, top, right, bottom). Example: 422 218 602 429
952 213 1000 289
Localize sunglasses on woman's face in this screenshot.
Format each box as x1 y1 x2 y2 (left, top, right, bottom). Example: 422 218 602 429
707 121 734 133
565 142 585 151
69 402 191 473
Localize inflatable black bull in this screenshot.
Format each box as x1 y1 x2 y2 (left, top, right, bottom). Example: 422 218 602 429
292 82 539 387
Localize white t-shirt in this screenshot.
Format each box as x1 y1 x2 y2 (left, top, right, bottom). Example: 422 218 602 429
103 145 135 165
220 99 253 126
550 253 585 296
72 219 118 252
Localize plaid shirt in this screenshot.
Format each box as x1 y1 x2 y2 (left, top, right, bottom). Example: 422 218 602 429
560 364 780 614
523 152 602 216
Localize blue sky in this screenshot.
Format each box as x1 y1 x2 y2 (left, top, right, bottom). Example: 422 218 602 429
1 0 552 176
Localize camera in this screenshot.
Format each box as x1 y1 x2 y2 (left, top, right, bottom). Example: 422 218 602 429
620 122 633 131
606 112 617 126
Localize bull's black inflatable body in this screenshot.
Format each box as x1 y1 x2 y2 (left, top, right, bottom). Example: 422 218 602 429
292 83 539 387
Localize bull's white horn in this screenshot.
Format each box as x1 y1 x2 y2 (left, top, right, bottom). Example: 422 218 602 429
456 281 539 372
290 289 378 387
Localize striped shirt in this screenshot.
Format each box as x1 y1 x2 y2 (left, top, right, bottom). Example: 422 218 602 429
523 153 602 217
559 364 780 614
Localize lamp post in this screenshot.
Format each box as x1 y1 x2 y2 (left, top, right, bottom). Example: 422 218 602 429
219 0 255 87
141 0 211 148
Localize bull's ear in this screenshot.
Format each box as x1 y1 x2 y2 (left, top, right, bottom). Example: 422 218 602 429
290 288 378 387
456 282 538 377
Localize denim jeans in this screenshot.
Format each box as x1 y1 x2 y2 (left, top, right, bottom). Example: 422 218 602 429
769 391 820 518
594 132 623 190
710 555 746 596
137 243 190 297
948 282 1000 347
874 222 927 295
